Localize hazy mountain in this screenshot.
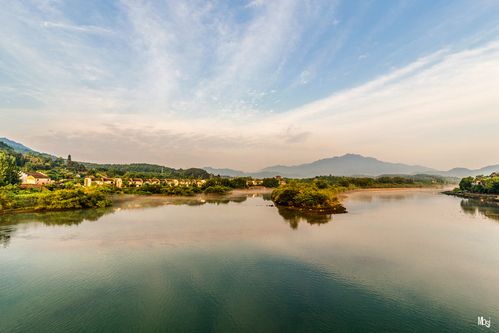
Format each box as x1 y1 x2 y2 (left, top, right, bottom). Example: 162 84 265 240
202 167 247 177
204 154 499 178
442 165 499 178
0 137 34 153
260 154 437 177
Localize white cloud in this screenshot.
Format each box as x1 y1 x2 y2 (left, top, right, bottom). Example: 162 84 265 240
42 21 113 35
1 1 498 170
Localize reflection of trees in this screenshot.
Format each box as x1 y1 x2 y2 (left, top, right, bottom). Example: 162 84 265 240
0 226 14 248
203 195 248 205
114 194 249 209
262 193 272 201
460 199 499 221
0 208 113 227
0 208 113 248
276 206 332 230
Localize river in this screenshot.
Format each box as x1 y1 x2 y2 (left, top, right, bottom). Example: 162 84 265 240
0 189 498 332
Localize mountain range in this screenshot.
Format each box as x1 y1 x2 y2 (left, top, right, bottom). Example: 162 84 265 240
1 137 497 178
205 153 499 178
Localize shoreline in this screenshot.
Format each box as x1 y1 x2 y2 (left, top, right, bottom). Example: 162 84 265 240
1 187 274 216
442 190 499 203
339 185 452 199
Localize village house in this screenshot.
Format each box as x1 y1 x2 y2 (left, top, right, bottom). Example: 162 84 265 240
195 179 207 187
129 178 144 187
275 175 286 186
145 178 161 185
20 172 52 186
178 179 190 186
84 177 123 188
164 179 179 187
246 179 263 186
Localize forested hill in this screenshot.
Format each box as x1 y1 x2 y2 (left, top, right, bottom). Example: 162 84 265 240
0 138 211 179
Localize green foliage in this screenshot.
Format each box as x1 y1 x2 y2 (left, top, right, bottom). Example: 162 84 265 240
302 174 446 189
0 152 20 186
229 177 249 189
203 185 232 194
0 186 111 212
459 177 473 191
271 182 346 213
457 174 499 194
201 177 248 190
262 178 280 188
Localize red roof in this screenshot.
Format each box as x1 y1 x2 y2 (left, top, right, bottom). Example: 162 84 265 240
27 172 49 179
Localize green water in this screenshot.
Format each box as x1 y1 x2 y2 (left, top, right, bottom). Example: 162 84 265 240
0 189 498 332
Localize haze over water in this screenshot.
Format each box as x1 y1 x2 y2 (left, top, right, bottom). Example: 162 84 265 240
1 189 498 332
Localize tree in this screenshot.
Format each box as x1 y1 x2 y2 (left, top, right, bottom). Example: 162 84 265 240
0 152 20 186
459 177 473 191
262 178 280 188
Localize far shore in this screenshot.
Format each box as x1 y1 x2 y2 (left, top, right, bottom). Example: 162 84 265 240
339 185 454 198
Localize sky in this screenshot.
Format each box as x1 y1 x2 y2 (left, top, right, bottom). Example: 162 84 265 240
1 0 499 171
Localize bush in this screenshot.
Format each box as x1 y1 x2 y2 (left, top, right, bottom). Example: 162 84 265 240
262 178 280 188
271 183 346 213
203 185 231 194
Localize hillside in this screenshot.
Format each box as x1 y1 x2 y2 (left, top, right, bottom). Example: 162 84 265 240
0 137 34 153
0 137 211 179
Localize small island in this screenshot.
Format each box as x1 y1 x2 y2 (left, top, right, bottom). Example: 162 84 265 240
443 173 499 203
271 182 347 214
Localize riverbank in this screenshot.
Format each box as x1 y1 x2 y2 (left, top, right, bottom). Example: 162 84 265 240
442 190 499 203
0 187 274 216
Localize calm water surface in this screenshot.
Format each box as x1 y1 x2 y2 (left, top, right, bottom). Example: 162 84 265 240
1 189 498 332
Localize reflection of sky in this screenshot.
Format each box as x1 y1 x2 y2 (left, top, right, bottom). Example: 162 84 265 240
1 189 498 330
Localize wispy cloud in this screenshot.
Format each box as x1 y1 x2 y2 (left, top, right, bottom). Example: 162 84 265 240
42 21 114 35
1 1 498 170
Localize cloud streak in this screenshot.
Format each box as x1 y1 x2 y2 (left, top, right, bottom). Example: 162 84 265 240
1 1 498 170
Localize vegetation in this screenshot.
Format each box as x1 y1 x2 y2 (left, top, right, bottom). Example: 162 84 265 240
0 152 20 186
262 177 280 188
301 174 448 189
0 186 111 212
457 174 499 194
203 185 232 194
271 182 346 213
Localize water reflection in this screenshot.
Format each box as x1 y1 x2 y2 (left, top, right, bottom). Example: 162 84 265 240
460 199 499 221
111 194 252 210
0 208 113 247
276 206 332 229
0 192 265 247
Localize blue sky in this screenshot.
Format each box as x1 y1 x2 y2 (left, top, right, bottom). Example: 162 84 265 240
1 0 499 170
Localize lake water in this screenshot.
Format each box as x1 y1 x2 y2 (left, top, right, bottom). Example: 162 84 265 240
1 189 498 332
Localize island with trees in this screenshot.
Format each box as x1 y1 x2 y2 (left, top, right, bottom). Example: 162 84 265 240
270 175 449 214
443 173 499 202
